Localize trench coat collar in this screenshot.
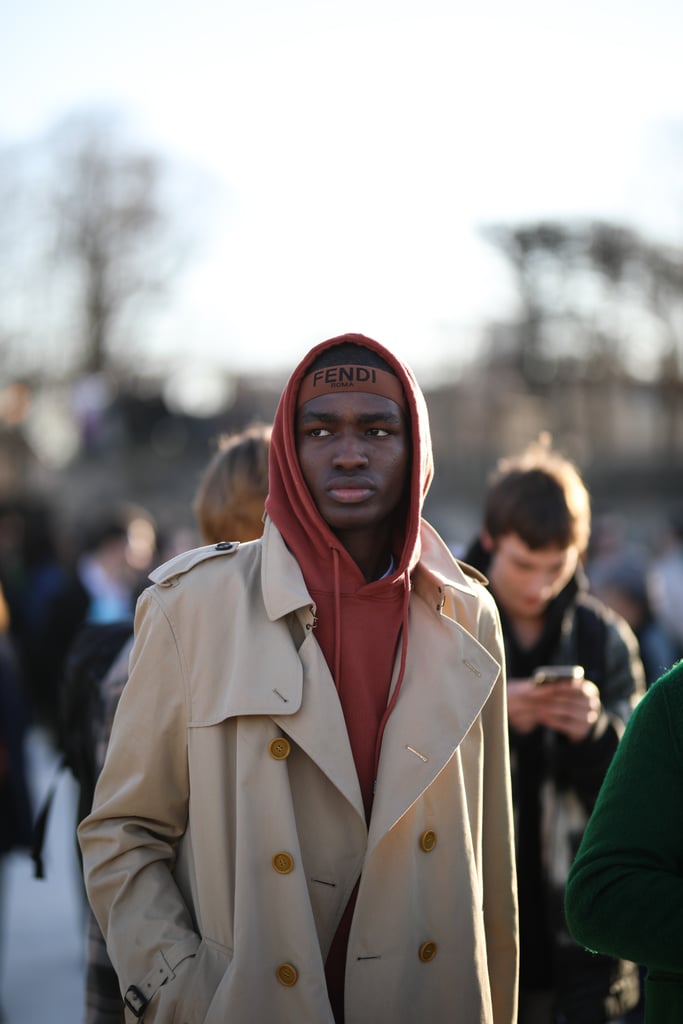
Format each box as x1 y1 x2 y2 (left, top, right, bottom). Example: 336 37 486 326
256 516 500 835
260 514 486 619
261 514 316 621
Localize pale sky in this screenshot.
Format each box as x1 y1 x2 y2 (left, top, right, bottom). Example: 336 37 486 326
3 0 683 382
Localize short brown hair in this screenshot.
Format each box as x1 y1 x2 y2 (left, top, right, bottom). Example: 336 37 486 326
193 423 272 545
483 434 591 553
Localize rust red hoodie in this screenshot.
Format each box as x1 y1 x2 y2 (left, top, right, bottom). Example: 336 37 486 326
265 333 434 817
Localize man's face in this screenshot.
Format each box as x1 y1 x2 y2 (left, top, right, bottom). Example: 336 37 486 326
485 532 579 621
296 390 409 539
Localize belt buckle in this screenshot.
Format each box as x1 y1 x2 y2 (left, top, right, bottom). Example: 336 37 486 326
124 984 149 1019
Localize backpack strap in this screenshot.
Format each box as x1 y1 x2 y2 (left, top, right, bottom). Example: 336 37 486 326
31 756 67 879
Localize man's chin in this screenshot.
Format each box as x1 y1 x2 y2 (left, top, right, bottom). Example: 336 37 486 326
515 603 545 620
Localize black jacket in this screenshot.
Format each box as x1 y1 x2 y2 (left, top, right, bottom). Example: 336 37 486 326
464 538 646 1022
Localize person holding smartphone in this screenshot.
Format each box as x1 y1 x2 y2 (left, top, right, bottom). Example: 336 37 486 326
463 435 646 1024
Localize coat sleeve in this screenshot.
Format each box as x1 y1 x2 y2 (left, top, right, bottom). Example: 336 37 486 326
565 663 683 970
77 588 201 1015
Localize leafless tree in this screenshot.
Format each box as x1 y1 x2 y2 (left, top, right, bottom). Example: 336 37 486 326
0 107 211 380
482 220 683 376
480 219 683 449
49 108 194 375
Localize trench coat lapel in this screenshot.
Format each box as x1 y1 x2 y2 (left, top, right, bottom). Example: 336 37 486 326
367 591 501 855
273 632 366 825
261 518 366 825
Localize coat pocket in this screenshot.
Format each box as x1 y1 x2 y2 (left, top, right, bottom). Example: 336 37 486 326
155 939 233 1024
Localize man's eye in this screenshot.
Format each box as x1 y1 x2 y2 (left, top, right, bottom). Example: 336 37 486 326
309 427 331 437
367 427 389 437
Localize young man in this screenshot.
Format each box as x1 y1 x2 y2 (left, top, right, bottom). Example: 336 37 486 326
78 333 518 1024
463 436 646 1024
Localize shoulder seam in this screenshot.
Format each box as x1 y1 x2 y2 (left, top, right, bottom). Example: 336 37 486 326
149 542 240 585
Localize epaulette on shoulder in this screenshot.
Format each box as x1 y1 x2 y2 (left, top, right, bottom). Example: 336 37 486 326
149 541 240 587
456 559 489 586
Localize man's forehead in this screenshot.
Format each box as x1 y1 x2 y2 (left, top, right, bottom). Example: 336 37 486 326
297 390 404 421
499 533 575 563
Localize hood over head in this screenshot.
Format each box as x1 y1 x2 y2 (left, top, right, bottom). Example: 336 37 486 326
266 332 433 582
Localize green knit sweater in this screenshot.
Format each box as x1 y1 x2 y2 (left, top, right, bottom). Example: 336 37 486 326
565 659 683 1023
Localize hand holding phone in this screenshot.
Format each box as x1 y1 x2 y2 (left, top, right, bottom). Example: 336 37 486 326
532 665 584 686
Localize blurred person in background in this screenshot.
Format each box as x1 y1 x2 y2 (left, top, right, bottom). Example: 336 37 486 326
29 507 159 893
587 530 678 688
463 435 645 1024
566 658 683 1024
78 334 518 1024
646 508 683 662
31 506 156 742
0 581 33 1019
193 422 271 545
80 422 272 1024
0 499 71 730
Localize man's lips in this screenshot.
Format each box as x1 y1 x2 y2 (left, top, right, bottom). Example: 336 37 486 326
326 478 375 503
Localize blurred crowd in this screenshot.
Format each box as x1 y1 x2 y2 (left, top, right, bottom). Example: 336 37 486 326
0 423 274 1019
585 510 683 687
0 430 681 1023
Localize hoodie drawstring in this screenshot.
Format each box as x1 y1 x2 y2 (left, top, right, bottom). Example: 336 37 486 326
373 572 412 784
331 545 342 689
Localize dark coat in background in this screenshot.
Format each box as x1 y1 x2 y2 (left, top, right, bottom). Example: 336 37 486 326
0 636 33 856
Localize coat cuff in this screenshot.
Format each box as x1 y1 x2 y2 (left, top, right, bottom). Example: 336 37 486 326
124 936 200 1018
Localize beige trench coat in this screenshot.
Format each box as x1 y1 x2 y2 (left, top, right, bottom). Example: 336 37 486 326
78 517 519 1024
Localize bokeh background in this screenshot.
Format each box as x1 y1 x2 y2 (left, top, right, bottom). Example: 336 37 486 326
1 1 682 1020
2 0 682 543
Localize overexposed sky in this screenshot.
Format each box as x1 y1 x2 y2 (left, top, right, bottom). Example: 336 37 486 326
3 0 683 380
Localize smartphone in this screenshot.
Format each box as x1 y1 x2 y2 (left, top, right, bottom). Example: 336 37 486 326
532 665 584 685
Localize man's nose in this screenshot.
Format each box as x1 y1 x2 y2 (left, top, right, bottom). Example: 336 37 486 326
332 434 369 468
529 573 557 601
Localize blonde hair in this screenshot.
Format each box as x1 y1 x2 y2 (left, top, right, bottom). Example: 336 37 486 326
484 433 591 554
193 423 272 545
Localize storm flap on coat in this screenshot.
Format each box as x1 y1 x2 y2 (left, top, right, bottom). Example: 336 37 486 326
265 333 434 818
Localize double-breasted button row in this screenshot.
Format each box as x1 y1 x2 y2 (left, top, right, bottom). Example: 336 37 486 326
420 828 437 852
269 737 291 760
418 830 437 961
272 841 297 985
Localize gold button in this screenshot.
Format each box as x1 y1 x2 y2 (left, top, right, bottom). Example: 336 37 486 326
419 941 437 962
269 737 291 760
272 851 295 874
420 829 437 852
276 962 298 987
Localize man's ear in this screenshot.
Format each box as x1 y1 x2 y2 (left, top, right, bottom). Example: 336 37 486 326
480 530 495 552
